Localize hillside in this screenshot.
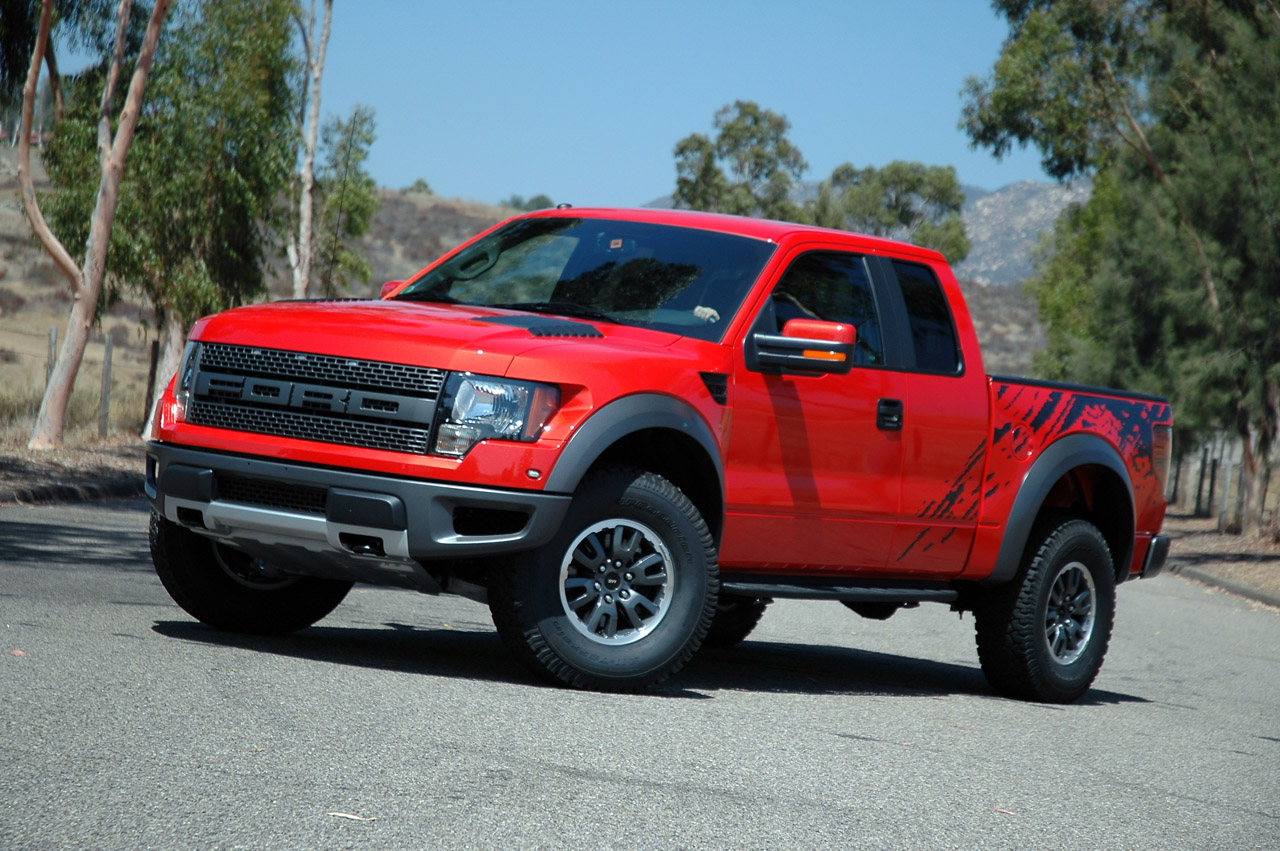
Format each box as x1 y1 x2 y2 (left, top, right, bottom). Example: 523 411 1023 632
952 180 1090 286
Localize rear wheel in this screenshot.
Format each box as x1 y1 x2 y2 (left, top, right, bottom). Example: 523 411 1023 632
974 517 1116 703
489 468 718 691
149 511 352 634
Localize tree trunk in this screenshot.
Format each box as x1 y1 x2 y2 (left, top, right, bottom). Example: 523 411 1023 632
28 0 173 449
291 0 333 300
140 309 186 439
1239 433 1262 536
44 44 64 123
17 0 80 292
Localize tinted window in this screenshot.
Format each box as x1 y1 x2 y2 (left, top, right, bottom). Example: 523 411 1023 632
893 260 960 374
771 252 883 365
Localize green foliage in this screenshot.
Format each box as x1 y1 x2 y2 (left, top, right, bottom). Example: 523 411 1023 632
313 103 379 297
501 193 554 212
406 178 433 195
808 161 971 262
959 0 1151 180
673 100 807 221
672 101 969 259
43 0 297 324
1014 2 1280 463
0 1 157 109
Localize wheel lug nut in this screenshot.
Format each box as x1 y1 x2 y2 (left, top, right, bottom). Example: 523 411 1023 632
620 590 631 599
624 572 634 581
594 582 601 591
605 594 614 603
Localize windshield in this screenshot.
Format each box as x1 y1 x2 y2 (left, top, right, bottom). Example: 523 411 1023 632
393 217 776 342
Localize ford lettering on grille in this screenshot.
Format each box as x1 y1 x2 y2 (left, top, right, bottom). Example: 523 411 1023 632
187 344 444 453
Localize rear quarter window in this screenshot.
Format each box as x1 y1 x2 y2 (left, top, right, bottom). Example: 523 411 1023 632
892 260 961 374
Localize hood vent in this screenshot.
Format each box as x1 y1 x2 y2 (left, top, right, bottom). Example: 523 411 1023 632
478 315 603 338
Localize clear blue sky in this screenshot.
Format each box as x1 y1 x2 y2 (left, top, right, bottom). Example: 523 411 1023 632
46 1 1044 206
315 0 1048 206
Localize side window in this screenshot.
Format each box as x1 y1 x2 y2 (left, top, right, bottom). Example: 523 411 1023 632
771 252 884 366
893 260 961 374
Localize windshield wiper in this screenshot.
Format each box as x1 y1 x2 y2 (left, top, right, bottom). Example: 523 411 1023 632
489 301 625 325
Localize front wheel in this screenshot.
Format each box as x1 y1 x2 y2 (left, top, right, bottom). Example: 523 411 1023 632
974 517 1116 703
489 468 718 691
703 596 770 648
149 511 352 634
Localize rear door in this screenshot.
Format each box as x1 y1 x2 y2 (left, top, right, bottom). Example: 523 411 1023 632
880 259 990 576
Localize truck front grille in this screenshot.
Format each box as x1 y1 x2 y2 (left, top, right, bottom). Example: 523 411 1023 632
187 343 444 454
198 343 445 396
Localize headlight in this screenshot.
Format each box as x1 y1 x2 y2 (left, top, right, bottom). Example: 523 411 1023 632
433 373 559 457
173 341 202 422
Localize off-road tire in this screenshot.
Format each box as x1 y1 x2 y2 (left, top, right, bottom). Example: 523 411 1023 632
150 510 352 634
703 596 770 648
488 467 718 691
974 517 1116 703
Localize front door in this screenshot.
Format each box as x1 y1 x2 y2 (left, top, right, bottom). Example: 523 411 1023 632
720 248 905 574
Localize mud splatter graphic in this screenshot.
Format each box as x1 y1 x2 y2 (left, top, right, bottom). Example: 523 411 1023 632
896 439 985 561
895 380 1170 564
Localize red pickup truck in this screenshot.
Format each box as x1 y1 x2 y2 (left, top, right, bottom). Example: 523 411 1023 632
146 207 1172 702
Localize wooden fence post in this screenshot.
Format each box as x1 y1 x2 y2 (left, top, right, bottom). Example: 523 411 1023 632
1218 461 1233 532
98 335 113 439
1194 446 1208 517
143 339 160 425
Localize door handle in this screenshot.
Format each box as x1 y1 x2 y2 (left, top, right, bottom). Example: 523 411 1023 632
877 398 904 431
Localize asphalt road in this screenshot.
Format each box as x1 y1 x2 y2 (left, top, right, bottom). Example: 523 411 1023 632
2 498 1277 850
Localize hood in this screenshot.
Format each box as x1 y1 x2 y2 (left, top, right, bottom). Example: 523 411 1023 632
189 299 685 376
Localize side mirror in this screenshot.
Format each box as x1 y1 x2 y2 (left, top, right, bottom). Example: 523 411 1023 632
749 319 856 374
380 280 404 299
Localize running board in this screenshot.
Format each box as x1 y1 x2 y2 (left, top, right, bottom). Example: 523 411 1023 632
720 580 958 604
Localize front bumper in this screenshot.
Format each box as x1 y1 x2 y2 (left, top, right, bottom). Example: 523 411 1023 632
145 442 570 592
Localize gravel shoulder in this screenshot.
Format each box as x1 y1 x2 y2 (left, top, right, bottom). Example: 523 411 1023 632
1 438 1276 608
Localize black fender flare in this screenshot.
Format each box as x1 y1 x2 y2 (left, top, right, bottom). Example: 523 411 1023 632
542 394 724 497
986 433 1135 585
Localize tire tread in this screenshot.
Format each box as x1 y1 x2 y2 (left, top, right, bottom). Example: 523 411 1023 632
489 466 718 691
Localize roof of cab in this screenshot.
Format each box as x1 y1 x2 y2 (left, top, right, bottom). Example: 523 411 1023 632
520 206 946 262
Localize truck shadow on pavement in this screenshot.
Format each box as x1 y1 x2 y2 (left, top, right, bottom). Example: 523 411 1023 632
0 517 152 571
150 619 1146 705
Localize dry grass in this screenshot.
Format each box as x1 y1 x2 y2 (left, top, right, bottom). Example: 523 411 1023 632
0 378 148 444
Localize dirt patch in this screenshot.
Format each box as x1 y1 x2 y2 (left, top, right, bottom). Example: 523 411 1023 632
0 436 145 504
1161 510 1280 608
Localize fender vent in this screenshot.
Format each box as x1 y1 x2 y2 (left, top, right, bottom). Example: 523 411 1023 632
700 372 728 405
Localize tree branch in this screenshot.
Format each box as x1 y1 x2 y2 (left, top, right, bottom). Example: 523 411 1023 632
43 44 64 123
98 0 134 164
17 0 80 292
